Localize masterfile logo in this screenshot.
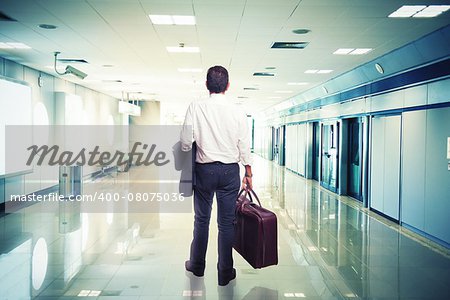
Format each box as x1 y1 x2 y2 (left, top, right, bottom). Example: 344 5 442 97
5 125 183 177
4 125 194 214
26 142 170 167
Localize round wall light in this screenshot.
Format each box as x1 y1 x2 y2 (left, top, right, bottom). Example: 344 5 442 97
375 63 384 74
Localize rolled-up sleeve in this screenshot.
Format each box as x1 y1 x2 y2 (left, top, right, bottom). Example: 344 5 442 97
180 103 194 152
237 111 253 166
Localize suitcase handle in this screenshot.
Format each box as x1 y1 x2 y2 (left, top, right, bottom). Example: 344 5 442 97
237 188 262 207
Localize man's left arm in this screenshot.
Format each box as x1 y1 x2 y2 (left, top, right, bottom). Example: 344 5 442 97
180 103 194 152
237 111 253 189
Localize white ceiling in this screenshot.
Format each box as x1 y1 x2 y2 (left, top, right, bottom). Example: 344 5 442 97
0 0 449 120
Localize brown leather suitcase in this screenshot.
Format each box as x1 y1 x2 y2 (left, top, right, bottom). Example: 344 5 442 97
234 189 278 269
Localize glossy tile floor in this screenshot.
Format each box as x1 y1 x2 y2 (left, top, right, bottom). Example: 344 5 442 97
1 155 450 299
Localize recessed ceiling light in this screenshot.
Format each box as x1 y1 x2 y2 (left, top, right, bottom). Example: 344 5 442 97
333 48 354 55
334 48 372 55
414 5 450 17
10 43 31 49
0 42 31 49
149 15 173 24
38 24 57 29
172 15 196 25
292 29 311 34
388 5 450 18
149 15 196 25
350 48 372 55
275 90 293 94
389 5 426 17
0 42 13 49
304 69 333 74
167 46 200 53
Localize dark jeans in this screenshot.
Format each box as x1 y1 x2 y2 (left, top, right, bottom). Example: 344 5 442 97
189 162 240 273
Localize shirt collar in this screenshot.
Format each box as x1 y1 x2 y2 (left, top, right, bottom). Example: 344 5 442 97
209 93 227 102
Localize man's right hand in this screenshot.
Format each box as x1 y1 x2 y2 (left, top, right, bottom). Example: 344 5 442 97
242 176 253 190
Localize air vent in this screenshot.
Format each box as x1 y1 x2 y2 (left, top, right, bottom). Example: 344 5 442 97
271 42 309 49
57 58 89 64
253 72 274 77
0 11 17 22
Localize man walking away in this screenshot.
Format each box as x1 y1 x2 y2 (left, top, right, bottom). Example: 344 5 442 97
180 65 253 286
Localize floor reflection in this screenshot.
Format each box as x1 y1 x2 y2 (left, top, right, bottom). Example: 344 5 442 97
0 155 449 299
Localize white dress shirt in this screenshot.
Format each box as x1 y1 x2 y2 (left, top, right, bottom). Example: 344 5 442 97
180 93 253 166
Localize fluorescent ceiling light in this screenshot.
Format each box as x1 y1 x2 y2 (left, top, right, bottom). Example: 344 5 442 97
424 5 450 11
389 5 425 17
350 48 372 55
0 42 31 49
334 48 372 55
172 15 196 25
275 90 293 94
166 46 200 53
389 11 414 17
398 5 427 12
149 15 196 25
413 6 450 17
0 42 13 49
305 69 333 74
178 68 202 73
287 82 308 86
333 48 354 55
389 5 449 18
413 11 441 17
7 42 31 49
149 15 173 24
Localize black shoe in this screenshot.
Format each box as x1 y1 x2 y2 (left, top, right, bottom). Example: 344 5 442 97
218 268 236 286
185 260 204 277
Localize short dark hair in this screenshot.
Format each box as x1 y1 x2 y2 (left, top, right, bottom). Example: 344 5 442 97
206 66 229 94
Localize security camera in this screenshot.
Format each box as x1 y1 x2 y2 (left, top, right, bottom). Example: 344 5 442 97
65 65 87 80
53 52 88 80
